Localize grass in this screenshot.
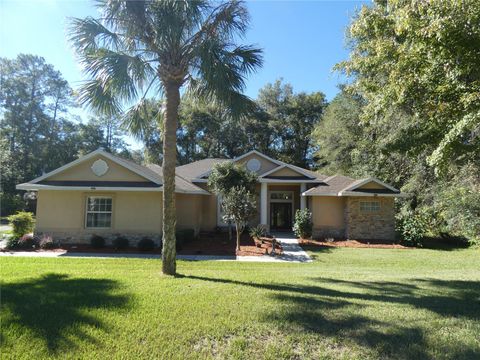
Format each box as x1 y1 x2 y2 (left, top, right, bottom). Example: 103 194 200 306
1 247 479 359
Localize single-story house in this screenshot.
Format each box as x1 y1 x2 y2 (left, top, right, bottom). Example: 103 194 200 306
17 149 406 244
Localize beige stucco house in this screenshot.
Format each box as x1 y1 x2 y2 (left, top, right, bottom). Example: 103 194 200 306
17 149 406 244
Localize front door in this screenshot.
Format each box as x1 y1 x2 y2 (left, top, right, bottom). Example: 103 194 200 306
270 202 292 231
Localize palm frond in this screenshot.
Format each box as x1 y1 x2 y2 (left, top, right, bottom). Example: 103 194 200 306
77 79 121 116
78 48 156 106
68 17 121 52
188 77 258 118
189 33 262 117
122 99 163 141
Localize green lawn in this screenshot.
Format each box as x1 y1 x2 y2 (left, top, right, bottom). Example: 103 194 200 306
1 247 479 359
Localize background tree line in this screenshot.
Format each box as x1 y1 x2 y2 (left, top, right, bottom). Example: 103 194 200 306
0 54 137 214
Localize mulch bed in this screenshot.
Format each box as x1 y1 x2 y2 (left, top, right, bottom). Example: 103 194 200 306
1 245 162 254
299 238 409 249
2 234 283 256
179 233 282 256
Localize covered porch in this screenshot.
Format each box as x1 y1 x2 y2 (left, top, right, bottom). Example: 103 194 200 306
258 181 309 232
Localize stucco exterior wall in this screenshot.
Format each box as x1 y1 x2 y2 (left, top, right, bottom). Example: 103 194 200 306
35 190 188 245
310 196 346 238
48 155 147 182
176 193 203 234
194 183 218 230
35 190 163 245
345 197 395 240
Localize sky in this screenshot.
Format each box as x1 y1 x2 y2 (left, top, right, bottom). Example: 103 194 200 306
0 0 368 148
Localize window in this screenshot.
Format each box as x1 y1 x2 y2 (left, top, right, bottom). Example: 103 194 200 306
86 197 112 228
360 201 380 212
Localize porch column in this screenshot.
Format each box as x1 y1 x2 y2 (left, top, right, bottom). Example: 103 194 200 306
260 182 268 228
300 183 306 210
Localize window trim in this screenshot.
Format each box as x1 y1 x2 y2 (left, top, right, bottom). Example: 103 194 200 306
359 200 381 213
85 196 113 229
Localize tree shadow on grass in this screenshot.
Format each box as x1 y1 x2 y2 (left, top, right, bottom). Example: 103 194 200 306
1 273 132 354
313 277 480 320
181 274 480 359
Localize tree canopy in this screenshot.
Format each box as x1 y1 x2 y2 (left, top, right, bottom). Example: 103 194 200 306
0 54 135 215
337 0 480 174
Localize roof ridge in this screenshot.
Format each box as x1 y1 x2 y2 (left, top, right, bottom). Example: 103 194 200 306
176 157 229 169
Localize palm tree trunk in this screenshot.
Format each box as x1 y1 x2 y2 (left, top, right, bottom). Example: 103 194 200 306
162 81 180 275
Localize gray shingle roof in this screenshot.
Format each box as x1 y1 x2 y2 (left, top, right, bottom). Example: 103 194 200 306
146 164 210 194
175 158 230 180
303 175 357 196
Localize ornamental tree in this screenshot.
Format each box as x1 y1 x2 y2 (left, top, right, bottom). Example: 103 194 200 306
221 186 256 251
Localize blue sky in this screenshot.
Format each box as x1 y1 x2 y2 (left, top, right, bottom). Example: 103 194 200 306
1 0 367 147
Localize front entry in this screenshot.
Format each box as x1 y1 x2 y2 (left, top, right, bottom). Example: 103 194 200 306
270 202 292 231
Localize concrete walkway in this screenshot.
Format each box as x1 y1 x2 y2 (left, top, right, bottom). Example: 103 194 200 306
0 233 311 263
269 232 312 263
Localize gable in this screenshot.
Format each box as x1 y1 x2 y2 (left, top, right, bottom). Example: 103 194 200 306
47 155 149 182
357 181 389 190
262 166 312 179
235 153 279 175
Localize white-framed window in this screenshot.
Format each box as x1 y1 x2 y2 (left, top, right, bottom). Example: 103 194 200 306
85 196 112 228
360 201 380 213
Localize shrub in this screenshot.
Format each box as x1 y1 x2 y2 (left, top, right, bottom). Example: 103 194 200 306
137 237 155 251
8 211 35 239
113 236 129 250
17 234 39 249
90 234 105 248
396 211 426 247
175 229 195 250
39 235 56 249
249 225 266 239
5 236 19 250
293 209 313 239
434 180 480 247
438 232 470 248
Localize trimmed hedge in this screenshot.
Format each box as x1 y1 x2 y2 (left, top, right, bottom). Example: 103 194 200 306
138 237 155 251
90 234 106 248
175 229 195 250
113 236 129 250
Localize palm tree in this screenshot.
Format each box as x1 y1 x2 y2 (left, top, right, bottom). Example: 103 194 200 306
69 0 262 275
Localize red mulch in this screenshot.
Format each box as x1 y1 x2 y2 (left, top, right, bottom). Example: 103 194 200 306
179 233 282 256
299 238 409 249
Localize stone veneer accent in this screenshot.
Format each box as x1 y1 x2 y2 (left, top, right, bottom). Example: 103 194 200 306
345 197 395 240
34 231 162 247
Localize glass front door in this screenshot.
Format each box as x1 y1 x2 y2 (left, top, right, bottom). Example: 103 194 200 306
270 202 292 231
